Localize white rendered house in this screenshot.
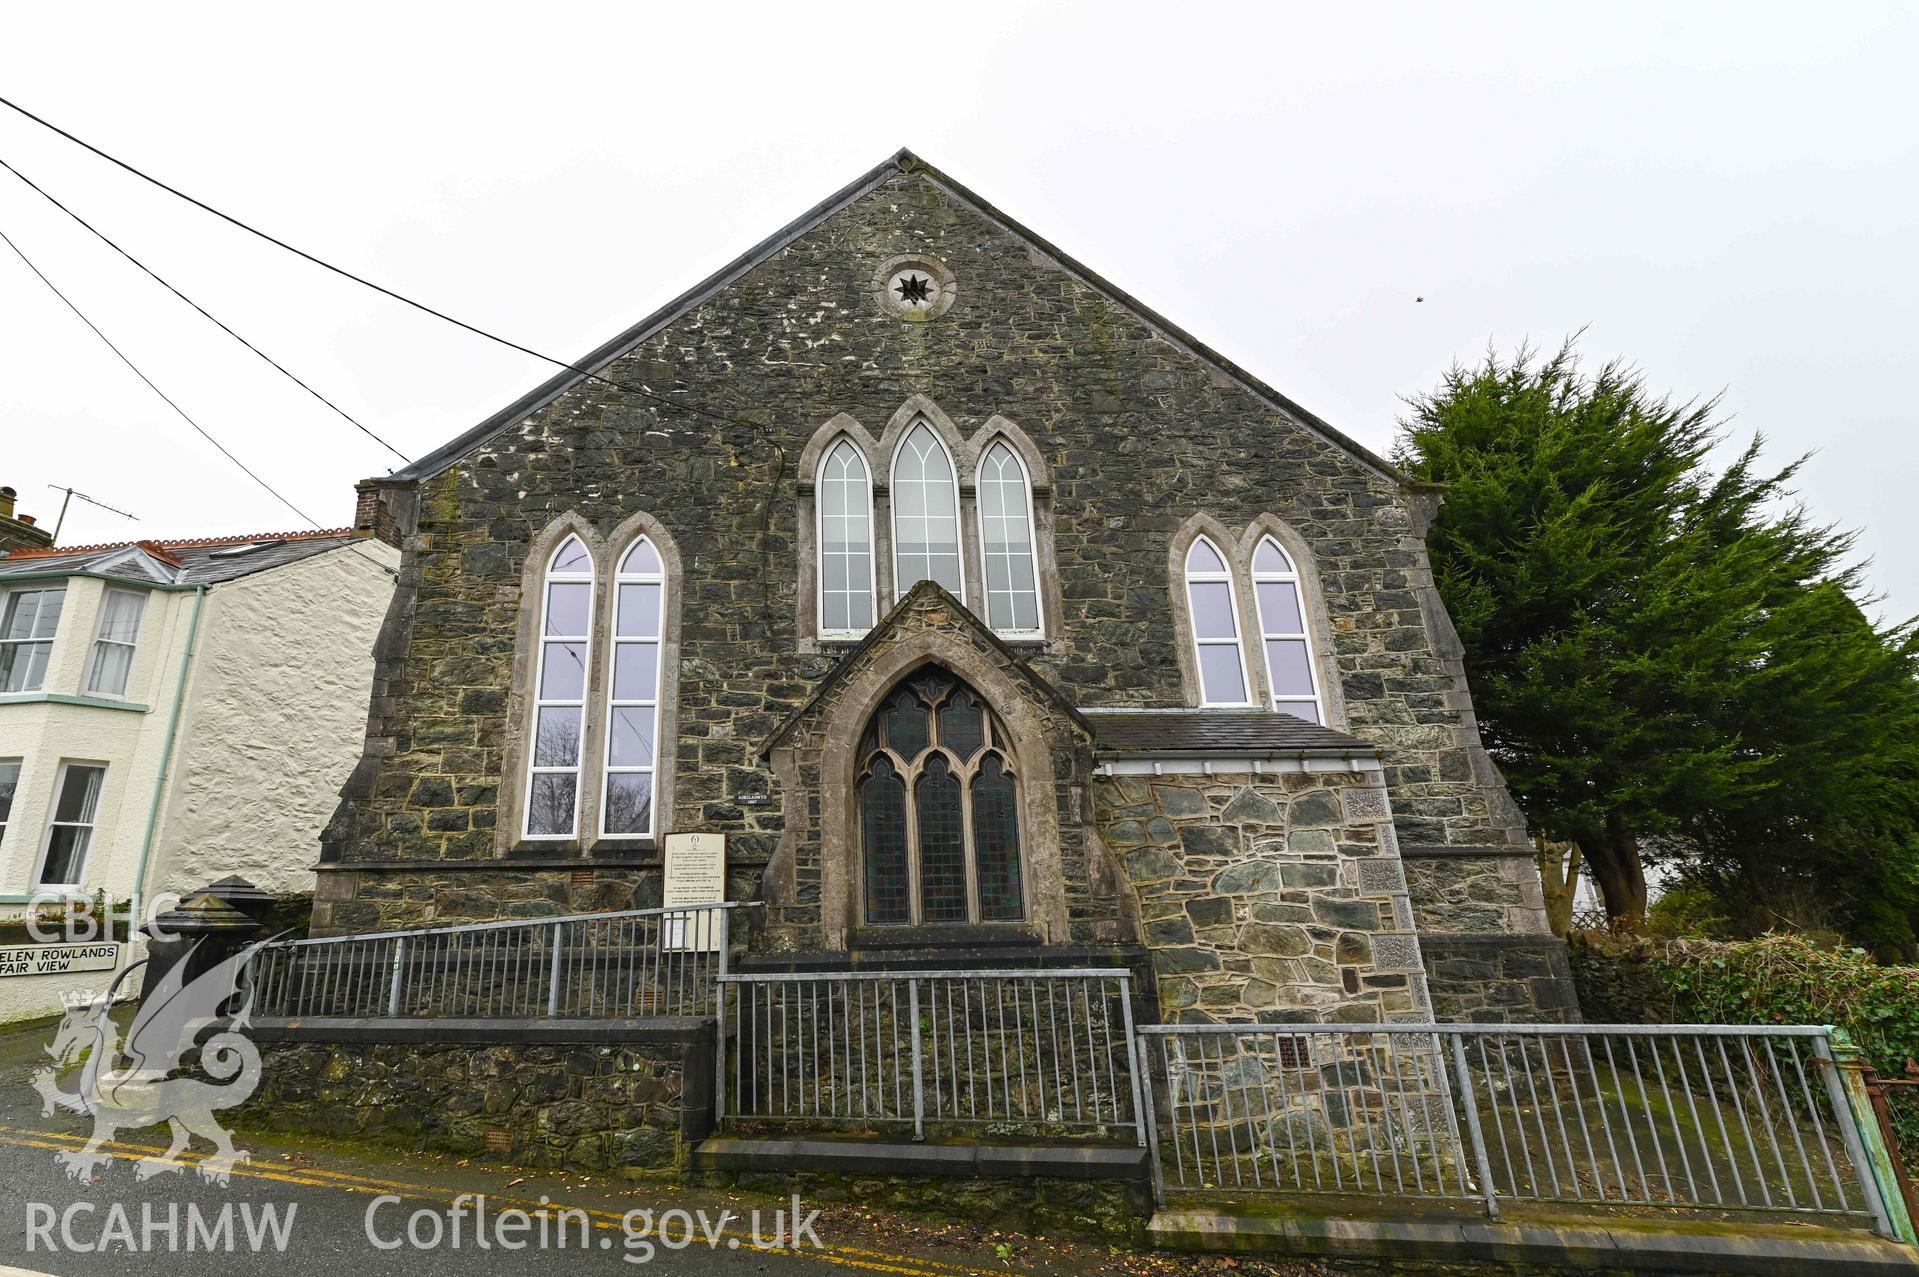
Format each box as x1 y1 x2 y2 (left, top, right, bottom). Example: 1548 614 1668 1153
0 527 397 1022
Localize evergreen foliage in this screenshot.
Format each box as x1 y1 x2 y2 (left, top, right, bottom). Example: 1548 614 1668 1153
1397 341 1919 948
1570 933 1919 1165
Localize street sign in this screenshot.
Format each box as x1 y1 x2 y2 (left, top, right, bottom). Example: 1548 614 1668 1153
0 942 120 978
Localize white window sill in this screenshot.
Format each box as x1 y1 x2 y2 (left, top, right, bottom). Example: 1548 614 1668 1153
0 692 149 713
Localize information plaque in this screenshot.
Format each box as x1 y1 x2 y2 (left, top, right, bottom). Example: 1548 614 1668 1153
662 832 726 951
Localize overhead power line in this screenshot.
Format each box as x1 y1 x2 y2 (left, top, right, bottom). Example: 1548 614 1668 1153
0 94 778 439
0 222 396 582
0 152 410 466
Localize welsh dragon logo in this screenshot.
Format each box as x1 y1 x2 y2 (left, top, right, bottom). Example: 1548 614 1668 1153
32 938 274 1185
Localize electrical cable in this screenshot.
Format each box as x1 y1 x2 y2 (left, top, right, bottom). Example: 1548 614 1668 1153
0 222 399 582
0 151 410 466
0 94 779 438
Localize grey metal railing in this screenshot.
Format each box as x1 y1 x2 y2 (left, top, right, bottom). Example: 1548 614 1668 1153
719 968 1146 1144
249 902 749 1020
1140 1022 1894 1237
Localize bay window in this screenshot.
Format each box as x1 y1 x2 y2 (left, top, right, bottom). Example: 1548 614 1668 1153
85 588 147 698
38 762 105 887
0 587 64 693
0 759 17 851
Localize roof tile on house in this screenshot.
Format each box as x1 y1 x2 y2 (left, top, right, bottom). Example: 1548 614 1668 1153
0 528 362 585
1080 708 1378 757
0 528 352 559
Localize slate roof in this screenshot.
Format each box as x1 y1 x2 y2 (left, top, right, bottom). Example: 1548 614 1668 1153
1080 708 1379 758
0 529 361 586
379 149 1406 488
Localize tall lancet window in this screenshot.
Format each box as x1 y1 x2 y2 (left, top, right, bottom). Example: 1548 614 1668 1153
891 421 964 602
1252 537 1324 723
858 670 1025 926
603 537 665 836
1184 537 1252 706
817 439 876 635
976 442 1042 635
525 535 593 838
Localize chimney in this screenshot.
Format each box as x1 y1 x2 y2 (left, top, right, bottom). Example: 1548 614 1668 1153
0 485 54 552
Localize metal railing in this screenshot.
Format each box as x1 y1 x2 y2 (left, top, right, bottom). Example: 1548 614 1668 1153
248 902 749 1020
719 968 1146 1144
1140 1022 1895 1237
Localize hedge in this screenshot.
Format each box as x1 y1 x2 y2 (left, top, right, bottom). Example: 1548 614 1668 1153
1570 932 1919 1172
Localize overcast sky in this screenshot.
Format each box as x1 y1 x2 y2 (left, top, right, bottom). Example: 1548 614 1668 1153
3 2 1915 618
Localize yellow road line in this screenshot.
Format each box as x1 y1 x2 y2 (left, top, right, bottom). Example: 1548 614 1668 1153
0 1124 1003 1277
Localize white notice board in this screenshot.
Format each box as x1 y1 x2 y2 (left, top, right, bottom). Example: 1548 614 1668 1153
662 832 726 951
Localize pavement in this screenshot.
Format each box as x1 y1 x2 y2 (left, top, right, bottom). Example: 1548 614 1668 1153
0 1016 1318 1277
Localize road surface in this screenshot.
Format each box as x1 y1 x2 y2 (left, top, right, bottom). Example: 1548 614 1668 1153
0 1018 1166 1277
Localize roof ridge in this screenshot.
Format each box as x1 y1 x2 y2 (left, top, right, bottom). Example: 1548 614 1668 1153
0 527 351 560
373 150 1404 487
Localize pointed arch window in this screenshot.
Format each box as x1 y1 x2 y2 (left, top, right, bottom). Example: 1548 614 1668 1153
1184 537 1252 706
976 442 1042 635
602 536 665 836
891 421 964 603
525 534 593 838
817 439 876 636
1252 537 1325 723
857 670 1024 926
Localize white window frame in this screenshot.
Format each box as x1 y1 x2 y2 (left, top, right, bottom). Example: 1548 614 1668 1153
522 536 594 841
0 586 66 694
816 438 878 640
0 757 19 853
84 587 148 699
890 419 967 607
35 760 106 889
974 441 1045 639
1184 536 1255 707
1250 536 1326 723
600 537 665 839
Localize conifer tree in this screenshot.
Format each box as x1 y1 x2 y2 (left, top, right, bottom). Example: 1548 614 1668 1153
1397 342 1919 945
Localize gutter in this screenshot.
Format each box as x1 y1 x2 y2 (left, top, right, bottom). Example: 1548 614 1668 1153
0 569 195 591
128 583 206 933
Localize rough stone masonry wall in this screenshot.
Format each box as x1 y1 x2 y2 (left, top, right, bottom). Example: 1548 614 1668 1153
245 1039 690 1172
1095 770 1429 1024
761 587 1132 951
318 158 1562 1012
314 864 766 934
1403 852 1574 1022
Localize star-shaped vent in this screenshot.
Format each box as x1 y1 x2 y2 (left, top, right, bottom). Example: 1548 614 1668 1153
894 274 933 306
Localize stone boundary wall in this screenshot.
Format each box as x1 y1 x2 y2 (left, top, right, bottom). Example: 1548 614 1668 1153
1419 935 1578 1023
1094 769 1429 1024
243 1020 710 1172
